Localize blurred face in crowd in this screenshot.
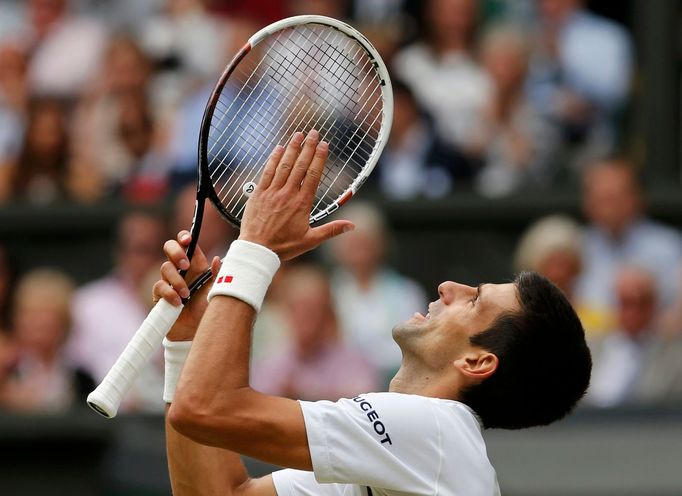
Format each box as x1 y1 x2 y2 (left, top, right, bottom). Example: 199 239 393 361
583 162 642 238
288 0 345 18
537 250 580 297
26 100 67 162
12 270 74 361
282 267 336 358
116 213 165 287
427 0 478 44
29 0 67 38
118 93 153 158
333 221 385 279
104 36 150 95
0 43 28 100
393 281 519 372
615 268 656 337
537 0 581 25
481 30 529 95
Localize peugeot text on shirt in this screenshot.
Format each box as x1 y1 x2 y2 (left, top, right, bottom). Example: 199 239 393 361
352 395 392 445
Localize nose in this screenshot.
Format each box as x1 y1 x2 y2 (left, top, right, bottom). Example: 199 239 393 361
438 281 476 305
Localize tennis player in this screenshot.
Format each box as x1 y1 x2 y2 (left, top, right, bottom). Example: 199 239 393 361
154 132 592 495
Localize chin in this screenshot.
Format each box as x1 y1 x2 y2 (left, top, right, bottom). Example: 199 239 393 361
392 315 427 342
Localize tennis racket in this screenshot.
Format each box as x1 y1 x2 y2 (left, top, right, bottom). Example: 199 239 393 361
87 15 393 418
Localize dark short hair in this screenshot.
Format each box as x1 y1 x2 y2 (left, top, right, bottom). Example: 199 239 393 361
459 272 591 429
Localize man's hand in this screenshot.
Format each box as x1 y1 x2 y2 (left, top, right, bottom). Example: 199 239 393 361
152 231 221 341
239 130 354 261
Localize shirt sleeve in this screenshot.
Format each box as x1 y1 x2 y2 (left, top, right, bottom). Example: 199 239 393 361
300 392 445 493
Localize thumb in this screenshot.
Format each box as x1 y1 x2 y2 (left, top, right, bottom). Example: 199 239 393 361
309 220 355 246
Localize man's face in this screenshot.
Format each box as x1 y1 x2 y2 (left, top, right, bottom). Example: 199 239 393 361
393 281 520 370
583 165 641 237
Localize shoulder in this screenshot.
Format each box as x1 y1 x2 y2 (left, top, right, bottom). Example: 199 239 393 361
569 11 629 39
637 219 682 240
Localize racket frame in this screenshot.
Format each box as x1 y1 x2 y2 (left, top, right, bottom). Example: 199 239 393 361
199 14 393 228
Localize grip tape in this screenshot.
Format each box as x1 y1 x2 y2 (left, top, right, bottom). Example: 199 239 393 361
87 298 183 418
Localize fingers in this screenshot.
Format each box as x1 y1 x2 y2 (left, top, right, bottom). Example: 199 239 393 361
269 132 305 189
286 129 320 187
164 237 190 271
166 231 209 279
257 144 285 191
162 260 189 297
300 140 329 198
157 231 214 306
152 279 182 307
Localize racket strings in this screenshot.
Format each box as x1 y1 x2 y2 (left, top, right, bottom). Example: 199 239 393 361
212 26 381 202
214 25 371 192
206 23 385 221
206 27 343 201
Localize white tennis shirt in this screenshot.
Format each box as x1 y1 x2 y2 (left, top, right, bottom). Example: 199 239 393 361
272 392 500 495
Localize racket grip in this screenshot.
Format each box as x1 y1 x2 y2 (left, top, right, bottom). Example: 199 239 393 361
87 298 183 418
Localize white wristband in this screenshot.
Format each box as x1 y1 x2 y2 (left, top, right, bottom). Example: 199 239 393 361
207 240 281 312
163 338 192 404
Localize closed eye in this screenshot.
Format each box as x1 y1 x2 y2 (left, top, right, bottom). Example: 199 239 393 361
470 285 481 305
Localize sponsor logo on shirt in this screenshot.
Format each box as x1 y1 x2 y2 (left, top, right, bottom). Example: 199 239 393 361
352 396 392 445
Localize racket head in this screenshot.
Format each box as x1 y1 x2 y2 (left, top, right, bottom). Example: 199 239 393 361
197 15 393 228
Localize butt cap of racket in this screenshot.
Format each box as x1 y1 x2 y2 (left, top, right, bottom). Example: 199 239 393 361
87 390 118 418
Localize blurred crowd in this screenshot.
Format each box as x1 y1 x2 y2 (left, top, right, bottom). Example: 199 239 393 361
0 0 634 204
0 0 680 416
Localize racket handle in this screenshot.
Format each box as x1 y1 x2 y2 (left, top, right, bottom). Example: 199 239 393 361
87 298 183 418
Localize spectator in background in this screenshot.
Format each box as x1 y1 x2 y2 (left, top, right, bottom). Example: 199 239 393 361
0 268 94 412
252 264 378 400
115 91 169 203
70 34 158 202
473 25 560 197
575 160 682 326
0 42 29 200
392 0 491 154
513 214 613 336
66 211 166 413
514 215 582 299
139 0 227 87
373 79 472 199
527 0 633 165
1 97 71 204
288 0 347 18
328 202 427 387
18 0 108 99
586 266 657 407
0 246 13 334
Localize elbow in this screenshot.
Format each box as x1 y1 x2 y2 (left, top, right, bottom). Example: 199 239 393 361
168 386 256 445
168 396 205 440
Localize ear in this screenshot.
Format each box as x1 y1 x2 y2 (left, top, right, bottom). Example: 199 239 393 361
453 351 498 382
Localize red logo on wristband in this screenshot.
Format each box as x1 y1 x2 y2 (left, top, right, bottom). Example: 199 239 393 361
217 275 233 284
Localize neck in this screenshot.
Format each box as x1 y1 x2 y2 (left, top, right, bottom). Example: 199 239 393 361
389 362 460 400
351 268 376 291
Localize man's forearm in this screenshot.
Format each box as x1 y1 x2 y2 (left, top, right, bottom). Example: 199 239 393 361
170 295 255 435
